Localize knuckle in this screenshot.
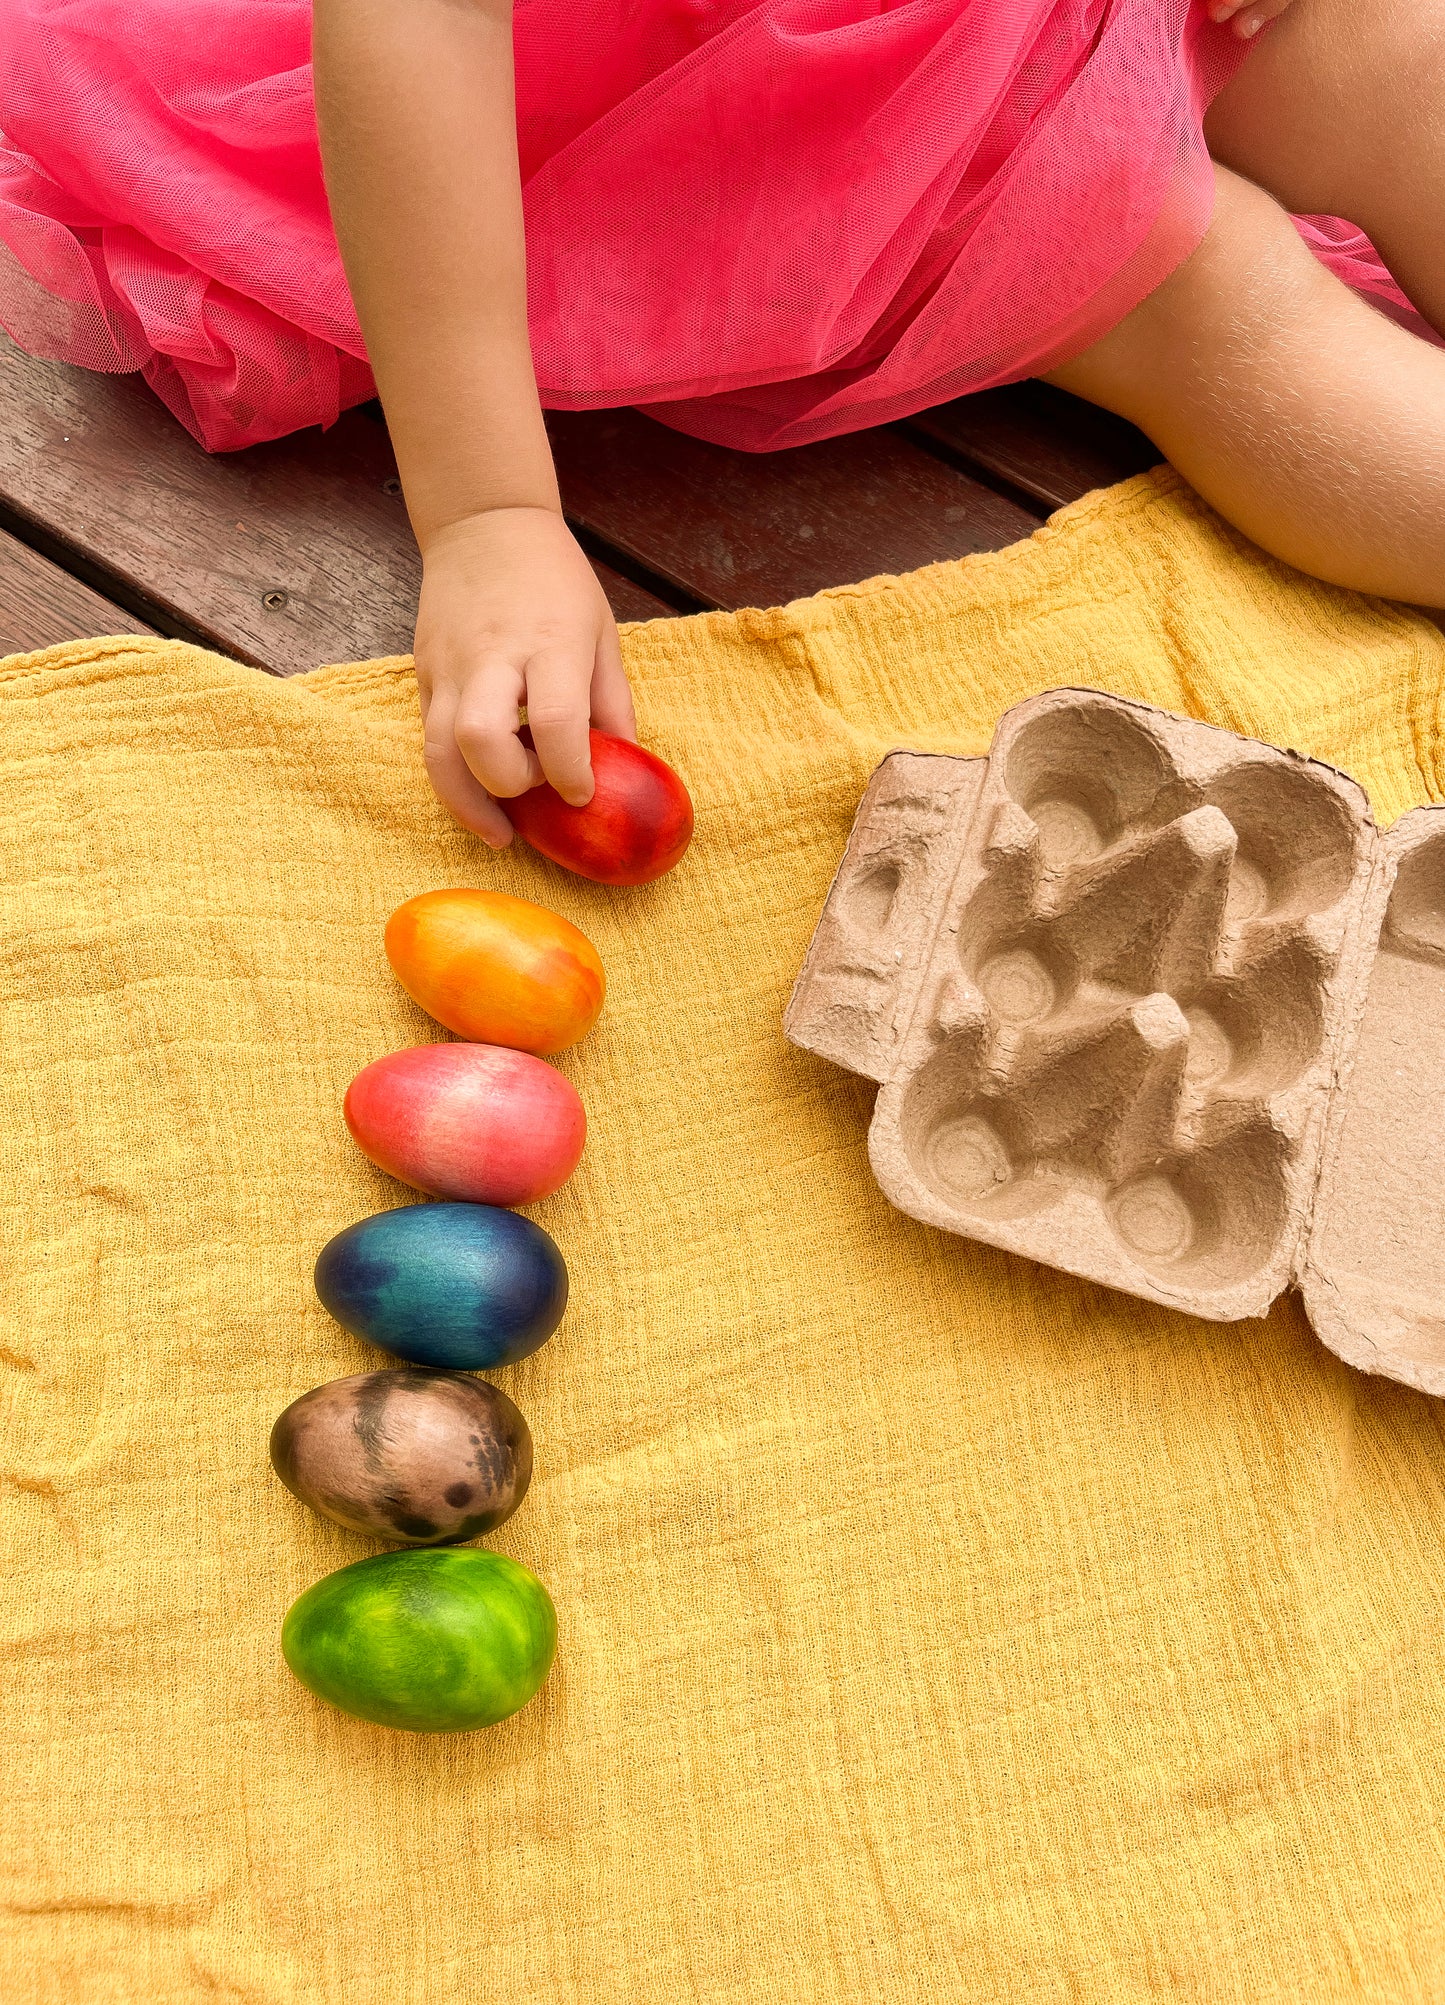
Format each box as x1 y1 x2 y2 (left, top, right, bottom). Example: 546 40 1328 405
453 718 509 760
524 702 583 733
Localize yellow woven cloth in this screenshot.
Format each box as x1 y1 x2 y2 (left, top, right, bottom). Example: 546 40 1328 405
7 468 1445 2005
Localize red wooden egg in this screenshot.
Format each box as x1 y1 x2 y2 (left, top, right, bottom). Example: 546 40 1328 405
508 730 694 886
344 1043 586 1206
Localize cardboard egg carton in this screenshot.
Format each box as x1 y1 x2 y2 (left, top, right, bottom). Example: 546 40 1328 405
786 688 1445 1394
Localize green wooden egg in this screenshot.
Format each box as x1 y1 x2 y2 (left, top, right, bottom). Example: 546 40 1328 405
282 1547 556 1732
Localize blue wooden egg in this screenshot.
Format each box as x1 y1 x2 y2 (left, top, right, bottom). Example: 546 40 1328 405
314 1203 568 1369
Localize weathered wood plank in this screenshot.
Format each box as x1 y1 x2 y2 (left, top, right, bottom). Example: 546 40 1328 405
0 337 674 676
906 383 1160 514
0 526 154 657
547 407 1041 611
0 336 414 672
0 335 1145 677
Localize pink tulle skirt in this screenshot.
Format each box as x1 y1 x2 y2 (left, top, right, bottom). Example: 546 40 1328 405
0 0 1423 453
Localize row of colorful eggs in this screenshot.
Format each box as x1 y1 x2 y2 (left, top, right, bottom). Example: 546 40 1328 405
272 734 690 1733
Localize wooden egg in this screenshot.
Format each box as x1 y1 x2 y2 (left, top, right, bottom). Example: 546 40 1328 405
282 1548 556 1731
313 1202 568 1370
508 729 694 885
384 888 604 1054
344 1042 586 1205
270 1369 533 1546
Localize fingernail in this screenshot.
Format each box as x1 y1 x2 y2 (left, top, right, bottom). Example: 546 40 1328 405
1240 12 1262 31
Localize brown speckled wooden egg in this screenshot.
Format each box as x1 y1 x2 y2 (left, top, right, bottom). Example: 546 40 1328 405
269 1369 532 1546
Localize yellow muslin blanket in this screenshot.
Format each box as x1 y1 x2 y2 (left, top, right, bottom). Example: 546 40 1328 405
6 469 1445 2005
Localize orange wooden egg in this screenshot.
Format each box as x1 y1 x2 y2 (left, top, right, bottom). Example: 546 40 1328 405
384 889 605 1054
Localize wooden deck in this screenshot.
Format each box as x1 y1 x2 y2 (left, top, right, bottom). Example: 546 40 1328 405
0 332 1159 672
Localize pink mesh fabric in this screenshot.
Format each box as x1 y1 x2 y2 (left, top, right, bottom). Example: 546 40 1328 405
0 0 1425 453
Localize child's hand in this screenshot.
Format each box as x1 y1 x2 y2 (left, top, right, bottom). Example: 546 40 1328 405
414 507 637 846
1208 0 1294 37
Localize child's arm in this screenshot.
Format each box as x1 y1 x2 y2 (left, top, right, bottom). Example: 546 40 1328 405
313 0 635 845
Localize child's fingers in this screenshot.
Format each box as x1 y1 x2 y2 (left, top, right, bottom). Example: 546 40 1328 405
523 649 599 805
421 684 515 847
453 660 543 801
1208 0 1246 19
1230 0 1291 35
589 622 638 743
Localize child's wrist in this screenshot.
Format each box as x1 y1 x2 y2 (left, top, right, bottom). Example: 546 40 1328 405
416 501 566 562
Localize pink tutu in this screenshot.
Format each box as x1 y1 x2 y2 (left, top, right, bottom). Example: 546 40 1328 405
0 0 1423 453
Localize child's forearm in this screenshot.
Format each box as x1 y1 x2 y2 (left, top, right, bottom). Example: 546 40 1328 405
313 0 632 842
312 0 558 548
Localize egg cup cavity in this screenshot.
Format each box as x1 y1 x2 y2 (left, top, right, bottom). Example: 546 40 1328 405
899 1036 1052 1223
1383 827 1445 964
913 1101 1055 1224
1106 1116 1291 1289
1000 695 1182 867
1180 930 1329 1103
1203 758 1362 926
973 938 1066 1025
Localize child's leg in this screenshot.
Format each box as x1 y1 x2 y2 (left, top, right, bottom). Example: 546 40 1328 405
1203 0 1445 337
1046 165 1445 605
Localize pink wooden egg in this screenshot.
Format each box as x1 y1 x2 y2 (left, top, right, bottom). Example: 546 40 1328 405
344 1044 586 1206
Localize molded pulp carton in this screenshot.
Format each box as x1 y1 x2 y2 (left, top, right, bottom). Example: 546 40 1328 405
785 688 1445 1394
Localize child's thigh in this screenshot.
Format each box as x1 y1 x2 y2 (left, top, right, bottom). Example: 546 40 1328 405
1204 0 1445 220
